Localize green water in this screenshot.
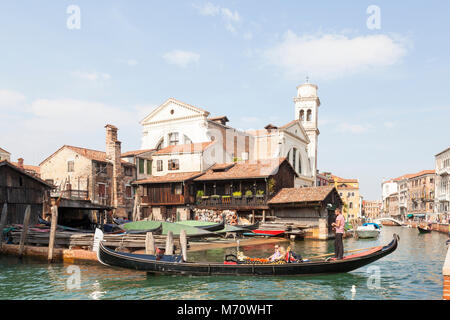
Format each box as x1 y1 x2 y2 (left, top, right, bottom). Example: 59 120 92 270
0 226 448 300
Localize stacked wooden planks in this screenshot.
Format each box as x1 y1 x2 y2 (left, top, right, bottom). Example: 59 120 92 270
9 230 182 250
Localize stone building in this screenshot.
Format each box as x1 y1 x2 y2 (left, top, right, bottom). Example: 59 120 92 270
407 170 435 217
362 200 382 219
0 147 11 162
386 192 399 217
39 125 138 218
330 175 360 220
435 147 450 219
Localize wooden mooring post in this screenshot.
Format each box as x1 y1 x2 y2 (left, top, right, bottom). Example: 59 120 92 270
145 232 155 255
47 205 59 262
0 203 8 249
18 205 31 258
180 229 187 262
165 231 174 255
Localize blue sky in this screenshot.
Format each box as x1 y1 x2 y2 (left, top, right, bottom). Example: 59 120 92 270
0 1 449 200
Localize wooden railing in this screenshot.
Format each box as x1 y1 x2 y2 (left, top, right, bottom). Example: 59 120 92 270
195 195 268 208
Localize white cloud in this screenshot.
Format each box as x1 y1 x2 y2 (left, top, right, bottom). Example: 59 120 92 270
163 50 200 68
71 71 112 82
383 121 396 128
193 2 241 33
337 122 374 134
263 31 408 80
0 89 26 108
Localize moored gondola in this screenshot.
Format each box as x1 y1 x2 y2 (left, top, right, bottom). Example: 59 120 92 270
236 221 260 230
97 233 399 276
118 222 163 235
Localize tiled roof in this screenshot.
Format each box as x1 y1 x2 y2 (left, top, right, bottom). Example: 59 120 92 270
154 142 214 155
407 170 435 179
0 147 10 154
194 158 294 181
268 185 338 204
11 162 40 175
121 149 155 157
40 145 135 166
133 171 204 184
330 175 359 183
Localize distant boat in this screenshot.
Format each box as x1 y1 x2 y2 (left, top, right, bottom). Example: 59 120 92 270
176 219 225 232
356 223 381 239
236 221 260 230
418 226 432 234
243 229 285 237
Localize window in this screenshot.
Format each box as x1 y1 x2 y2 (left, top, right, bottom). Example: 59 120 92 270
124 166 133 177
95 162 106 175
67 160 74 172
146 160 152 175
125 185 132 198
157 160 163 172
168 159 179 170
349 202 353 209
299 110 304 121
292 148 297 171
172 183 182 195
307 109 312 121
139 158 145 174
169 132 179 146
156 139 164 150
184 135 192 144
98 183 106 198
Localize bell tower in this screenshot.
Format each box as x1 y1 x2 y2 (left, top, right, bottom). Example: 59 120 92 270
294 79 320 185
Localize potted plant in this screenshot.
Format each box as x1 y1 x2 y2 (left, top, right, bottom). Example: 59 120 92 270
232 191 242 199
245 190 253 198
196 190 204 203
211 194 220 202
256 190 265 198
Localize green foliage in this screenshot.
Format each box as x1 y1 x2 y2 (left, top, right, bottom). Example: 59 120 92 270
196 190 204 199
245 190 253 197
232 191 242 197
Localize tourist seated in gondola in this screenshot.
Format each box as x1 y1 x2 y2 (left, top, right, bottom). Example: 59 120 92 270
285 246 303 263
268 245 285 262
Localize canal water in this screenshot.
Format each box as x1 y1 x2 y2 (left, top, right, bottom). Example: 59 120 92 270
0 226 448 300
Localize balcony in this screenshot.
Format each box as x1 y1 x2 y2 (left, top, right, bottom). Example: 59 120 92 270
437 167 450 176
195 195 269 210
51 189 89 201
437 193 450 202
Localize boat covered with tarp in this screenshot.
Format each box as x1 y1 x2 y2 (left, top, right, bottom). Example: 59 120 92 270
119 220 215 238
97 232 399 276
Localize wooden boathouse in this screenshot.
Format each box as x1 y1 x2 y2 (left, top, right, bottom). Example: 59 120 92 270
0 160 53 225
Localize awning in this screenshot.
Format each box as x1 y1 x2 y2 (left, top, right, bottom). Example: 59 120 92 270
407 214 414 218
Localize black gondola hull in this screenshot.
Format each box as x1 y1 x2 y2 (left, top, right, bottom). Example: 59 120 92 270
98 234 399 276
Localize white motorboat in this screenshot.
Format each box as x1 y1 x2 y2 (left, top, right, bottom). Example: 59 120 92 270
356 223 381 239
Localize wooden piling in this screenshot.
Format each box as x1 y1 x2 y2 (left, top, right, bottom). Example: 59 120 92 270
47 205 59 262
180 229 187 261
145 232 155 255
165 230 174 255
18 205 31 258
0 203 8 249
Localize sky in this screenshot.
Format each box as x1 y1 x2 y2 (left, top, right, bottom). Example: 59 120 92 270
0 1 449 200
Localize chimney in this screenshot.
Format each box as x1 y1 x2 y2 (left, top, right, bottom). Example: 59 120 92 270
18 158 24 169
105 124 126 218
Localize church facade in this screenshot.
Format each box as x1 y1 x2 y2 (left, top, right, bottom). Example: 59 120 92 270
139 82 321 188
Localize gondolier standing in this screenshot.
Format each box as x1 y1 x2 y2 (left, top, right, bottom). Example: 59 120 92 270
332 208 345 260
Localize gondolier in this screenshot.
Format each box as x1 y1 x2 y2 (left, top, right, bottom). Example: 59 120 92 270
332 208 345 260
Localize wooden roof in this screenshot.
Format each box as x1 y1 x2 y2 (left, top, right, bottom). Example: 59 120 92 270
194 158 296 181
133 171 204 184
0 160 53 188
268 185 341 205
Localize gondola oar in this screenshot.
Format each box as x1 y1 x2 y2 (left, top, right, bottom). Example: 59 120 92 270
305 245 381 260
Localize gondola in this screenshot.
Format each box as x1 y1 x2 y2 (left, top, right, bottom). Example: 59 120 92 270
236 221 260 231
418 226 432 234
177 219 225 232
118 223 163 235
97 232 399 276
38 216 94 233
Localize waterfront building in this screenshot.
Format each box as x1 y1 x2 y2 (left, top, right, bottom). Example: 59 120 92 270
0 160 52 225
362 200 382 219
407 170 435 218
0 147 11 162
39 125 139 218
330 175 360 220
267 185 343 240
316 171 332 186
435 147 450 220
381 178 398 215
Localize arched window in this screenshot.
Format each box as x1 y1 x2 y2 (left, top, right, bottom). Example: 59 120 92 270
299 110 304 121
292 148 297 171
307 110 312 121
155 138 164 150
298 152 302 174
184 135 192 144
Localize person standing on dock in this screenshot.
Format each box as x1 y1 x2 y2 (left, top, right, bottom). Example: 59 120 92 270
332 208 345 260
